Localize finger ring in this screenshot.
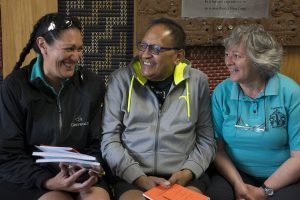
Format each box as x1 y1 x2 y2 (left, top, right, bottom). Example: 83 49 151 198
98 171 106 177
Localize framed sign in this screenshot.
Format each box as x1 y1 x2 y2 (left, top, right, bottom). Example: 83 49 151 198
182 0 269 18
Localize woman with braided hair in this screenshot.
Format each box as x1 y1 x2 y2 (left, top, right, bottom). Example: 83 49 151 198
0 12 111 200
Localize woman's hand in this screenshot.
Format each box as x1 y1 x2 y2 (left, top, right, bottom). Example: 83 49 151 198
234 181 250 200
42 163 98 193
68 164 104 178
234 182 266 200
244 184 266 200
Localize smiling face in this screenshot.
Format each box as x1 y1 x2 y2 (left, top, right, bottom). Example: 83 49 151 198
138 24 182 81
38 28 83 85
225 43 258 84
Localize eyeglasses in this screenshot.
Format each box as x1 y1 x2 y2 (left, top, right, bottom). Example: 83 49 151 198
234 88 267 133
235 117 266 132
42 16 73 35
137 42 180 55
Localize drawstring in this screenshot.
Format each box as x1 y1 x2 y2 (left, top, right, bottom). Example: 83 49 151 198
127 76 190 119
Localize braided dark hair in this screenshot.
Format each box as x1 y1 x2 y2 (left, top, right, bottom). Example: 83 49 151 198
14 12 81 70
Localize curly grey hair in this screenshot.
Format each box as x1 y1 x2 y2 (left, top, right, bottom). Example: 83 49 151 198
224 24 283 79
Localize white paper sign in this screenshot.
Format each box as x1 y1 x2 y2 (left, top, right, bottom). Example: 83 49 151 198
182 0 269 18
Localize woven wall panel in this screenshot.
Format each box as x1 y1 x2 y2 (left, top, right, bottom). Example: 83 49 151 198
58 0 134 82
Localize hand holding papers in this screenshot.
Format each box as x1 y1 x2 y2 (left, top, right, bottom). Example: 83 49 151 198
33 145 101 169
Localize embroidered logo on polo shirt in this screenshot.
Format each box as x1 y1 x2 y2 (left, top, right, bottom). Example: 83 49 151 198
269 108 286 128
71 116 89 127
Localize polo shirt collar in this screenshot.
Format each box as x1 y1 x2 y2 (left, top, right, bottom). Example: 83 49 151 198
265 74 279 96
230 74 279 100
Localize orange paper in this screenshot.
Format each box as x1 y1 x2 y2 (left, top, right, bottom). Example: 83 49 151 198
143 184 210 200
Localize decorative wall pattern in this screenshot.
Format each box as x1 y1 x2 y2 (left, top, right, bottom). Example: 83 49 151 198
58 0 134 82
136 0 300 46
186 46 228 92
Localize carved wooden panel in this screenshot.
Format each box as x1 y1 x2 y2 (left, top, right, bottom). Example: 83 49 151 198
135 0 300 46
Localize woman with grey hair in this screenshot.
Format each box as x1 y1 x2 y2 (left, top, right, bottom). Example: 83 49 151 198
206 24 300 199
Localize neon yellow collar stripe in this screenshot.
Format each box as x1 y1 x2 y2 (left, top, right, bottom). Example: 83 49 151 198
128 60 190 118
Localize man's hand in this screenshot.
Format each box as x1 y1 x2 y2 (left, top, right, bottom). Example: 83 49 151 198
168 169 194 186
134 175 170 191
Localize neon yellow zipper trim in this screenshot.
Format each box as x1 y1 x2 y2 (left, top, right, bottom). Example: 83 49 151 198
127 76 135 112
179 80 190 118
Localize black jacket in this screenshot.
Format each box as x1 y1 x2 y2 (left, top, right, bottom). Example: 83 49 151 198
0 58 105 189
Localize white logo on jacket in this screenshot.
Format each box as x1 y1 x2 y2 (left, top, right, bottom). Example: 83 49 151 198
71 116 89 127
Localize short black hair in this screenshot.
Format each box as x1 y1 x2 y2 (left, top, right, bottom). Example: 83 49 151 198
147 17 186 49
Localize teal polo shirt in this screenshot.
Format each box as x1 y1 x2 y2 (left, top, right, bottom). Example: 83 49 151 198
212 73 300 178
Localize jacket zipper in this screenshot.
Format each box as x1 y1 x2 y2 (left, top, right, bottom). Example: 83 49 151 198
153 85 174 175
57 96 62 134
154 109 161 175
154 90 166 175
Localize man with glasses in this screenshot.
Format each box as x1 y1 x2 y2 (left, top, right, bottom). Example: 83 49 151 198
101 17 216 200
207 24 300 200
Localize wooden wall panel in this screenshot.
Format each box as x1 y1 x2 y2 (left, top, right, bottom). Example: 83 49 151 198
282 46 300 84
1 0 57 78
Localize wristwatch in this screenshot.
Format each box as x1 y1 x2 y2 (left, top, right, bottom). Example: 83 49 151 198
261 183 274 196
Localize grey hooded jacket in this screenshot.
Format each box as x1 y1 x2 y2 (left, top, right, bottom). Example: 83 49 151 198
101 57 216 183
